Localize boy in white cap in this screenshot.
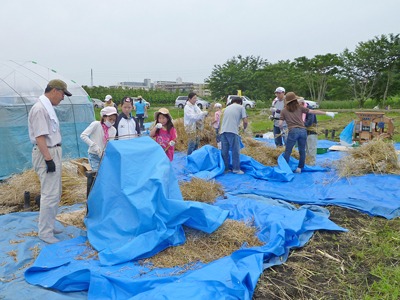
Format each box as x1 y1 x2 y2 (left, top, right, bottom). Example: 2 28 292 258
80 106 118 171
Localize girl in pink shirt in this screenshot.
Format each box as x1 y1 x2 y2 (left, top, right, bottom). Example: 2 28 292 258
150 108 177 161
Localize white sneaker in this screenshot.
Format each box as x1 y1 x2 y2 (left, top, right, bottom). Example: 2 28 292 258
40 236 60 244
294 168 302 173
233 170 244 175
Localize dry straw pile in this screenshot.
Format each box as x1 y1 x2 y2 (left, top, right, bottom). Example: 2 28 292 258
241 136 304 166
0 161 87 214
56 208 86 230
142 219 263 269
336 139 400 177
180 178 224 203
173 116 218 152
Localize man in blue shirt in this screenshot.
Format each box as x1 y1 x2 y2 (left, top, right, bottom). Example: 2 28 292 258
134 96 147 131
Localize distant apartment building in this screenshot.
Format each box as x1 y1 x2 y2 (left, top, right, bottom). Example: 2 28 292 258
117 79 154 90
116 77 210 97
155 77 211 97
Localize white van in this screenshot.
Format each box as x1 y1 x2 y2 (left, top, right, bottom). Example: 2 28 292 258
226 95 256 109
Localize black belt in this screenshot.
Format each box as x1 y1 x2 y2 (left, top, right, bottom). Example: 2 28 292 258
48 144 62 148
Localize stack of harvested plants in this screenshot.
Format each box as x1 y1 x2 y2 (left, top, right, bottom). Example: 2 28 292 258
336 139 400 177
180 178 224 203
0 161 87 214
56 208 86 230
174 116 217 152
141 219 263 269
240 136 306 166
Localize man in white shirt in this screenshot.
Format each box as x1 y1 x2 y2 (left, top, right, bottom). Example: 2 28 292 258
28 79 72 244
220 97 248 174
184 92 207 155
270 87 286 147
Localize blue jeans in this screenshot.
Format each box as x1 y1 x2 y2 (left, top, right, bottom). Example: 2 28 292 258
88 153 101 172
215 127 221 143
187 137 200 156
284 127 307 169
220 132 241 171
136 114 144 129
273 125 284 146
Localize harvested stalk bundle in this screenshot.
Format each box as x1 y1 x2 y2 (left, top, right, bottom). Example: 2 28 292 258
336 139 400 177
60 162 87 206
142 219 263 269
241 136 305 166
0 169 40 214
174 116 217 152
56 208 86 230
0 161 87 214
180 178 224 203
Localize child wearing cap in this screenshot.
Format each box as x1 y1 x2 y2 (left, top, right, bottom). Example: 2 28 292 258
114 97 140 138
80 106 118 171
104 95 119 113
150 108 177 161
211 103 223 149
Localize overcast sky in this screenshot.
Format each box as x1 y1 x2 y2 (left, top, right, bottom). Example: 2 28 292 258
1 0 398 86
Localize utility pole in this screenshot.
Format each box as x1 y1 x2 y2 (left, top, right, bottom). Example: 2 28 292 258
90 68 93 87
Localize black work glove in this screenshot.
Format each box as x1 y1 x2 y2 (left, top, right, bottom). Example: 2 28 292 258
45 159 56 173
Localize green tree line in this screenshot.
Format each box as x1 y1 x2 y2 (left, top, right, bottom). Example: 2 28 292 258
82 86 181 106
207 33 400 108
83 33 400 108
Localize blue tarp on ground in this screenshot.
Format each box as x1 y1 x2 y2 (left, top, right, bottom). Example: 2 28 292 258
0 138 398 299
177 140 400 220
1 198 344 299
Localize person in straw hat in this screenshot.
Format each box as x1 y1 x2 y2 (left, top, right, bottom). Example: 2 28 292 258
150 108 177 161
279 92 336 173
28 79 72 244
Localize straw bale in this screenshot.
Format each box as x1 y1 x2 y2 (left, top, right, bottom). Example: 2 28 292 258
142 219 263 269
180 178 224 203
0 161 87 214
336 139 400 177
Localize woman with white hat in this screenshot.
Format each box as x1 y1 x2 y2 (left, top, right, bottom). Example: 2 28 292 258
150 108 177 161
279 92 335 173
80 106 118 171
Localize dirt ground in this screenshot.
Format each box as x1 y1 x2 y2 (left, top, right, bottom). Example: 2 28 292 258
252 206 399 299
